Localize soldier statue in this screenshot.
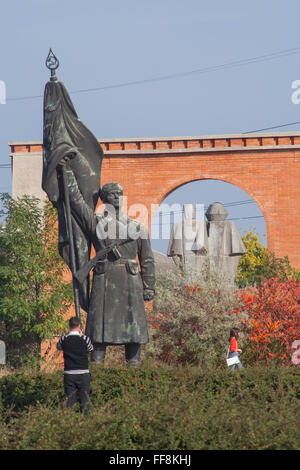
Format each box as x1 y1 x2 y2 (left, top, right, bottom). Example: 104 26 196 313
62 161 155 367
42 50 155 368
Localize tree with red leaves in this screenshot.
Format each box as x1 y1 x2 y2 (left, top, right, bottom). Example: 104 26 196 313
239 279 300 364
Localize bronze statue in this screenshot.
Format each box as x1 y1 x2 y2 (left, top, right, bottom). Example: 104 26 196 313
42 50 155 367
65 166 155 366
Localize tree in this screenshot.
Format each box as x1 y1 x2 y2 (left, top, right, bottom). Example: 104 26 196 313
0 193 73 365
235 230 299 288
239 278 300 364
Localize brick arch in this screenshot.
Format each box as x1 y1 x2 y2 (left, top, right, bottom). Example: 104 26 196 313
153 175 269 244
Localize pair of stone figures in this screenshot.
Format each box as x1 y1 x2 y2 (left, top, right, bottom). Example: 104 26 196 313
167 202 247 285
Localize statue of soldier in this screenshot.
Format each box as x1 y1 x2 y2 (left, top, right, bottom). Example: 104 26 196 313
42 51 155 368
61 159 155 367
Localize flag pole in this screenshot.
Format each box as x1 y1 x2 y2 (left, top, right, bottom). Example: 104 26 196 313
61 165 81 320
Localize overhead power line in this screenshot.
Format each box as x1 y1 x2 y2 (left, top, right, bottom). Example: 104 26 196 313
228 215 264 221
151 200 263 225
243 121 300 133
5 45 300 134
7 46 300 102
152 214 264 226
152 199 256 218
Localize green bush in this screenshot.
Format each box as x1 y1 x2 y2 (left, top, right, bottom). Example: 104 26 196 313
0 364 299 450
0 194 73 368
235 230 300 288
0 370 63 412
146 272 248 367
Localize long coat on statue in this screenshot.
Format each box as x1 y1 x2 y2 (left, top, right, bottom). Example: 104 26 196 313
66 169 155 345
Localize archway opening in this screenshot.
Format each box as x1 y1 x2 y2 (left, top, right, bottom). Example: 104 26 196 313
150 179 267 255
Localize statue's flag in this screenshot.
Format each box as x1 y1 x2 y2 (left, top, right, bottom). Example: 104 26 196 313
42 50 103 312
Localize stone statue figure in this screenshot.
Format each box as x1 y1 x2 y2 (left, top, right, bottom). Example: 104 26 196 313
167 204 208 272
167 202 246 285
205 202 246 285
62 163 155 367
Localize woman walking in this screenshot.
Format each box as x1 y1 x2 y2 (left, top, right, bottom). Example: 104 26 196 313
227 328 243 371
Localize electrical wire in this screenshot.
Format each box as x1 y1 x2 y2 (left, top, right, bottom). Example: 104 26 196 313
6 46 300 102
4 46 300 133
243 121 300 133
152 199 256 218
152 214 264 226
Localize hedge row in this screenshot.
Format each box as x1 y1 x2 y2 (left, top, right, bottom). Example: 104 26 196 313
0 364 299 450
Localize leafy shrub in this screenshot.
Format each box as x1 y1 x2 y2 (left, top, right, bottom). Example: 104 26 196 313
146 272 248 367
0 365 299 450
0 194 73 367
236 230 300 288
0 365 177 412
0 370 63 412
239 279 300 364
146 271 300 368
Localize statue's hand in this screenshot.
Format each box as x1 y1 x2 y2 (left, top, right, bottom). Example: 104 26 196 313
57 153 76 168
143 289 155 301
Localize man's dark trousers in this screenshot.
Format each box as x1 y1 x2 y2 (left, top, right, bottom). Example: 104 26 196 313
64 373 91 415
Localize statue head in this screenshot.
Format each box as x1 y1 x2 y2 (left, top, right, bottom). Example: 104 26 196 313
205 202 228 222
99 182 124 210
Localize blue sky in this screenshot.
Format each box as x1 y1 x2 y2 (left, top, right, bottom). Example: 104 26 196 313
1 0 300 252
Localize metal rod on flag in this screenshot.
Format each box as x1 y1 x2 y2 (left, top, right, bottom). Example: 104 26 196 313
61 165 81 320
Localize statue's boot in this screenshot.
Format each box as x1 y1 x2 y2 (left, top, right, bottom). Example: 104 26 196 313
125 343 141 368
91 343 106 365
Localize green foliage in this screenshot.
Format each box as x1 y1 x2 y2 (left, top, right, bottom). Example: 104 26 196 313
146 271 248 367
0 365 299 450
235 230 266 287
0 370 64 412
236 230 300 288
238 279 300 365
0 193 73 365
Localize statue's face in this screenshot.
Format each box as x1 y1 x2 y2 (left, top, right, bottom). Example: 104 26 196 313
105 190 123 210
